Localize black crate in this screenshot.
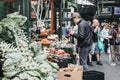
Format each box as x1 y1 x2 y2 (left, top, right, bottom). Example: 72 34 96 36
57 62 68 68
83 70 104 80
57 57 72 68
60 57 72 63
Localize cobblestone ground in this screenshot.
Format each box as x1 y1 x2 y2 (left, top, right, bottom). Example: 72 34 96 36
89 53 120 80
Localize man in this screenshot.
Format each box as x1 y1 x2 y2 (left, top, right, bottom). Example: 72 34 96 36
88 19 103 66
70 12 93 71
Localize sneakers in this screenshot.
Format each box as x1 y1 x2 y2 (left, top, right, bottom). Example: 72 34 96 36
111 63 116 66
97 61 103 65
88 62 93 66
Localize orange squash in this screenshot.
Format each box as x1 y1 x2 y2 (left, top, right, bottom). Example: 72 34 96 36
41 38 50 44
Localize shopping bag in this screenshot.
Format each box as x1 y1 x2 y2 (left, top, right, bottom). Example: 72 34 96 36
97 40 104 51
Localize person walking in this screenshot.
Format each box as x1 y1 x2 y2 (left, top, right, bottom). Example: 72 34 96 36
70 12 93 71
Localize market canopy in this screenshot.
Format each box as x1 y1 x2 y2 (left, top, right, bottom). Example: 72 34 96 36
0 0 49 2
0 0 15 2
67 1 78 9
77 0 94 5
77 0 97 19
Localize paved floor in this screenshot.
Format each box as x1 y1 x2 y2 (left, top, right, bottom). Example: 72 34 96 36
88 53 120 80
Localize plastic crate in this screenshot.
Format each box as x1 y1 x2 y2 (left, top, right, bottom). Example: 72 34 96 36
83 70 104 80
57 57 72 68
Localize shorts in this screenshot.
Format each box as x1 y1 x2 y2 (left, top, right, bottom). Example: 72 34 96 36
90 42 102 54
89 43 97 54
94 43 103 54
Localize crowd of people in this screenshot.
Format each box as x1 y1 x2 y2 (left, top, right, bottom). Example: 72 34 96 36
61 12 120 71
30 12 120 71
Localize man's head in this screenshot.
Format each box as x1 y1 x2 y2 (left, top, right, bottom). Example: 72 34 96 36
71 12 81 24
92 19 99 27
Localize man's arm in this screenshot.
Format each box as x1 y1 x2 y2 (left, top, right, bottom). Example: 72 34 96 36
73 23 86 40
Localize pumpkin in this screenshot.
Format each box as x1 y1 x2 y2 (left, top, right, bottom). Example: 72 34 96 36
41 38 50 44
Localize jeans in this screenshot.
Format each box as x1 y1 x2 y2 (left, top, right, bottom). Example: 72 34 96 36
79 45 92 71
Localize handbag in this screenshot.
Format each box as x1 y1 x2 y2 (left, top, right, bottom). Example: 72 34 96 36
97 40 104 51
115 37 120 45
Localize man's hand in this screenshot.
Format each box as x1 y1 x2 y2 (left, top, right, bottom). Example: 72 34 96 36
94 26 99 32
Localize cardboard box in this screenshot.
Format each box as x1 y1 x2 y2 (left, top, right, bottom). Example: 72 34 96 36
58 65 83 80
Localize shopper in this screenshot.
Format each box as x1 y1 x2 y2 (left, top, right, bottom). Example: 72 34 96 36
101 23 109 54
70 12 93 71
115 24 120 64
88 19 103 66
107 24 117 66
61 22 69 38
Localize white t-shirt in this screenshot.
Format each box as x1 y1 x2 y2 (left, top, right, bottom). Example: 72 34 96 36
101 28 109 40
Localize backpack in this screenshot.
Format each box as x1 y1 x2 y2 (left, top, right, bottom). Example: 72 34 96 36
115 37 120 45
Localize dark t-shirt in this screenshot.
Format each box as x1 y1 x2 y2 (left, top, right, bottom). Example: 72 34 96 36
91 26 98 42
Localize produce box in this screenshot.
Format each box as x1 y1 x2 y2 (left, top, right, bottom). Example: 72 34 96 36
61 48 76 63
58 64 83 80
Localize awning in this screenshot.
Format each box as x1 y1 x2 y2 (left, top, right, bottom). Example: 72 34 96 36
78 5 97 15
77 0 94 5
0 0 15 2
67 1 78 9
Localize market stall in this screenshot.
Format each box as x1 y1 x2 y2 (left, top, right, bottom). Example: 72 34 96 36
0 12 84 80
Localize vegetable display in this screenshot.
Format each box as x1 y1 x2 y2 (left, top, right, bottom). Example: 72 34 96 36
0 12 58 80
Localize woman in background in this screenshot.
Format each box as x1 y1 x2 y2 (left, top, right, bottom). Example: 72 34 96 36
115 24 120 64
107 24 117 66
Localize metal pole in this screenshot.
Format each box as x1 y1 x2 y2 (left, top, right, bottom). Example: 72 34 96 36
23 0 30 42
102 0 103 9
54 8 57 34
59 0 62 40
51 0 55 34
